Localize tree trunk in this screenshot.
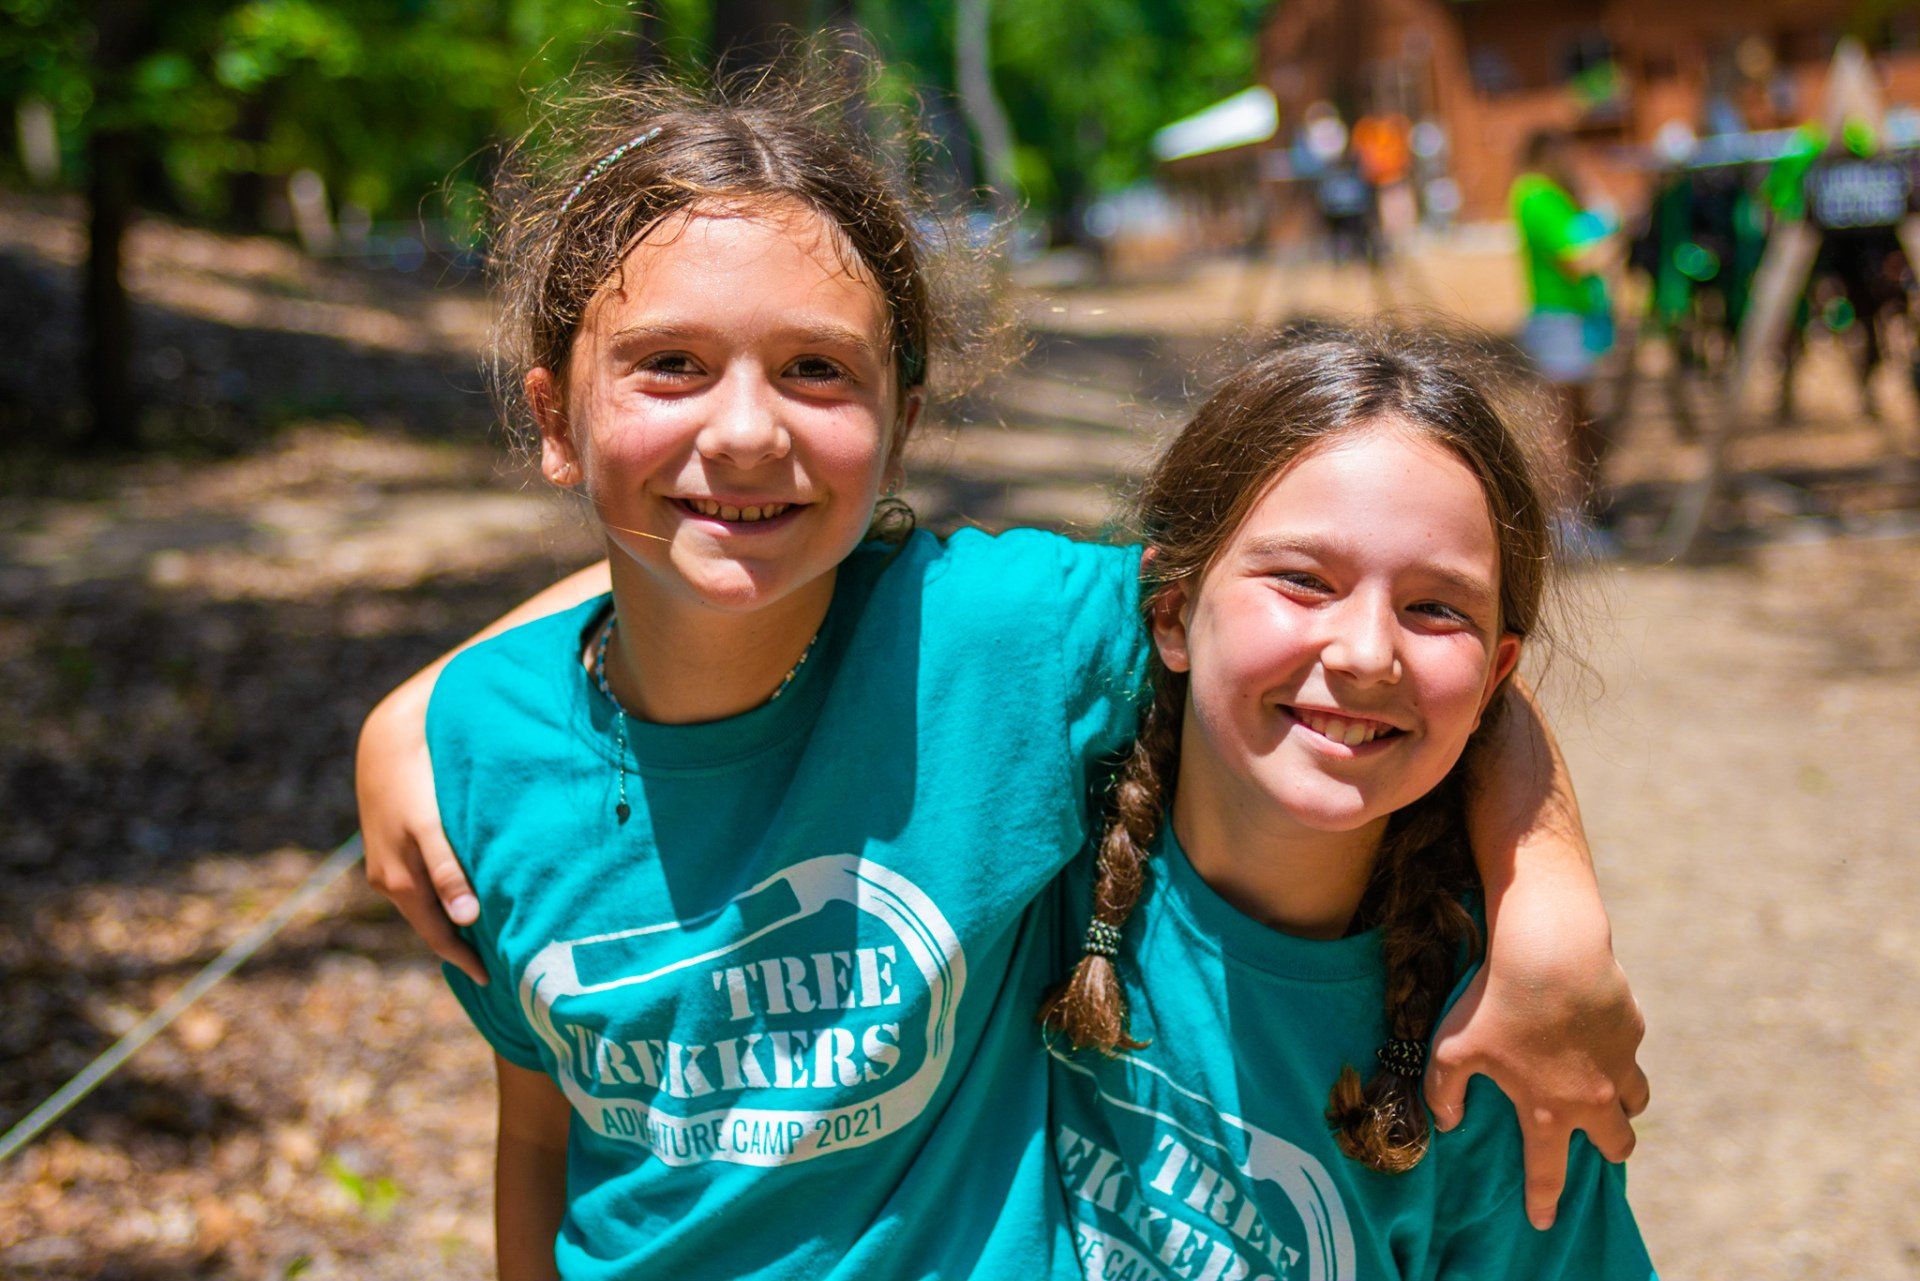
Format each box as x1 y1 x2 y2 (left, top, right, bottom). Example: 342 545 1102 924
954 0 1019 224
82 132 137 451
226 93 274 230
81 0 149 451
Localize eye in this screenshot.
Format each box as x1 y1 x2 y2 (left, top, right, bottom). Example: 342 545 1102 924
1409 600 1474 626
1271 571 1332 595
785 355 850 384
633 351 703 382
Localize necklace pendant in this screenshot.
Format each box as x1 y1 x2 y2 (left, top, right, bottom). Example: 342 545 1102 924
615 801 631 823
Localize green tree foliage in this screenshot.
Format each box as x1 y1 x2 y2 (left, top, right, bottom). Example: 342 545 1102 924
861 0 1267 232
0 0 704 448
0 0 1262 447
0 0 712 231
3 0 1265 234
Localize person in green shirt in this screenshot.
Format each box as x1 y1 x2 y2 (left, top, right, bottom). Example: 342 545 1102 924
1511 130 1619 528
1763 121 1827 223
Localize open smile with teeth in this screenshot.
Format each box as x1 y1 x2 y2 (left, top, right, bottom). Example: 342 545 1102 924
1285 706 1405 748
678 498 795 523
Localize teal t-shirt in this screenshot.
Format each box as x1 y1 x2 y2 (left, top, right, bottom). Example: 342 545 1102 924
1048 832 1656 1281
428 528 1146 1281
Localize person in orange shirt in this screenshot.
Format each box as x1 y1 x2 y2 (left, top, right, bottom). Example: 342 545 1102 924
1353 113 1416 242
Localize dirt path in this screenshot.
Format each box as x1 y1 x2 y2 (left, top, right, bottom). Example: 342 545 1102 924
1553 542 1920 1278
3 207 1918 1278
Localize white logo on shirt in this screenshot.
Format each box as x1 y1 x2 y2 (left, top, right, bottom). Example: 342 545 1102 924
1052 1047 1357 1281
520 854 965 1166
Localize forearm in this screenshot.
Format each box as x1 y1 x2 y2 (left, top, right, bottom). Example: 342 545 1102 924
497 1135 566 1281
1467 679 1605 943
1439 682 1646 1229
495 1058 571 1281
497 1136 565 1280
356 563 610 970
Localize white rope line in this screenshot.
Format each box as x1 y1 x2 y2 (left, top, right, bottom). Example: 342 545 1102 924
0 834 366 1165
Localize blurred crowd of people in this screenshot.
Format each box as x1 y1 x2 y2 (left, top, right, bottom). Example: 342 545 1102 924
1283 91 1918 552
1508 106 1919 549
1287 103 1460 267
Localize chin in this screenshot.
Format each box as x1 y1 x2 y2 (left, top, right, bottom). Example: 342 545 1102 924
1288 806 1386 835
614 536 788 615
678 565 794 614
1266 779 1390 834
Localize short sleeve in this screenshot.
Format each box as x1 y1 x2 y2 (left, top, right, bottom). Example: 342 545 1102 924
1432 1142 1655 1281
1055 540 1149 765
442 949 545 1072
427 640 558 1075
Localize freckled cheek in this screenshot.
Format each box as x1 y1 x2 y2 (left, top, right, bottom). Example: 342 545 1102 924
796 411 892 487
577 400 697 479
1407 642 1499 738
1202 604 1318 704
592 431 682 479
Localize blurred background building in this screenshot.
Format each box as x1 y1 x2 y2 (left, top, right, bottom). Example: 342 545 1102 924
1145 0 1920 257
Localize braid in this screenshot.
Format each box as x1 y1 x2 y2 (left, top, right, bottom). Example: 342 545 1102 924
1040 672 1185 1053
1326 771 1484 1173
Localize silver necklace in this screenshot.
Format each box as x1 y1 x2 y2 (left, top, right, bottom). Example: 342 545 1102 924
590 612 821 823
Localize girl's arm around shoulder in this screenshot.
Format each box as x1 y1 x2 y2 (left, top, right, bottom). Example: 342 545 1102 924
357 559 611 984
1431 678 1650 1230
494 1054 571 1281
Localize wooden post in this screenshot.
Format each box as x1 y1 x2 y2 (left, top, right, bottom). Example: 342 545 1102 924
1659 219 1820 559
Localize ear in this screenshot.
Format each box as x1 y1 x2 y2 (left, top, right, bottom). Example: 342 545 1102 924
877 389 925 494
528 367 580 488
1148 575 1194 674
889 388 925 476
1476 633 1524 722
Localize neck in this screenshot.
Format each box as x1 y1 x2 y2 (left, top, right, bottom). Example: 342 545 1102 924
1169 753 1386 942
598 554 834 725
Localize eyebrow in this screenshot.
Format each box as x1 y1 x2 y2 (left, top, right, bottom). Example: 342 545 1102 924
604 320 881 360
1237 532 1498 605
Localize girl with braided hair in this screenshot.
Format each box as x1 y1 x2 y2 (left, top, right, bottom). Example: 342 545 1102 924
1043 322 1653 1279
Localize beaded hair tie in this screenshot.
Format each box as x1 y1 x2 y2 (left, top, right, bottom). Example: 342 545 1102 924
558 125 664 217
1376 1038 1429 1079
1083 919 1123 959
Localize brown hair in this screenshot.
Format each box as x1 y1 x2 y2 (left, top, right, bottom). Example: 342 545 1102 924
485 45 1009 479
1041 319 1558 1174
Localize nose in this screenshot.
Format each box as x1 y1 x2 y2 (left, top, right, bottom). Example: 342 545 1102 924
1320 591 1402 685
694 365 791 469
